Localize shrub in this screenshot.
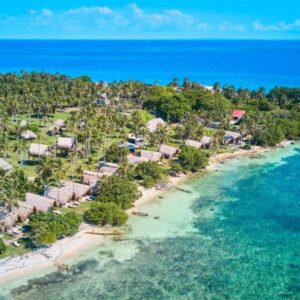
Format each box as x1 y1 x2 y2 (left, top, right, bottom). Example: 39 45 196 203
96 176 139 210
178 146 209 172
84 202 128 226
29 211 82 246
134 161 164 187
0 238 7 255
105 143 129 163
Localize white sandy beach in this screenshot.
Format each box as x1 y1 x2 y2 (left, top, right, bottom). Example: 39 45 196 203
0 142 293 286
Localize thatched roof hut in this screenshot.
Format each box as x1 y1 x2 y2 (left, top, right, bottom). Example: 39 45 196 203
200 136 213 148
0 158 12 172
140 150 163 162
185 139 202 149
15 202 32 221
45 181 91 205
99 165 119 176
28 144 51 157
0 213 15 230
225 131 242 145
147 118 166 133
24 193 55 212
82 170 101 186
159 144 178 159
21 130 37 140
127 155 148 165
57 137 75 150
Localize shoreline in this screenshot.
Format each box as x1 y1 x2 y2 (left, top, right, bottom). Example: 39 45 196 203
0 142 294 287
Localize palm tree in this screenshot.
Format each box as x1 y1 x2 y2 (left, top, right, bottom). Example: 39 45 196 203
117 160 133 180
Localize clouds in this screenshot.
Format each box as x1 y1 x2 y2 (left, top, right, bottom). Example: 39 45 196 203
127 3 194 28
66 6 113 16
41 9 53 18
253 20 300 31
1 2 300 38
219 21 245 32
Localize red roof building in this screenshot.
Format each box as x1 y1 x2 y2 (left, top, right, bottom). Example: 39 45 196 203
232 110 245 119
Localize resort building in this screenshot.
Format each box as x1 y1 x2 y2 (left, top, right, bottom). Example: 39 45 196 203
185 139 202 149
28 143 51 157
94 93 110 106
232 110 245 125
127 154 148 165
83 170 99 185
0 158 13 172
147 118 166 133
45 181 91 206
159 144 178 159
24 193 56 212
140 150 163 162
200 136 213 148
224 131 243 145
127 134 145 147
57 137 76 151
98 162 119 176
21 130 37 140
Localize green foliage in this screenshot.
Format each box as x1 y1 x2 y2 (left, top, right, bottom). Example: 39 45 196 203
0 238 7 255
144 94 193 122
29 211 82 246
134 161 165 187
96 176 139 209
84 202 128 226
276 119 300 140
105 143 129 163
268 87 300 105
178 146 209 172
253 123 285 146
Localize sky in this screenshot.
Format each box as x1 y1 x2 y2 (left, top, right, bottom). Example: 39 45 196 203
0 0 300 39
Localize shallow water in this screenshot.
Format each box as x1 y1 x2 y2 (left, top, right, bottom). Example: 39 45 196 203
1 144 300 299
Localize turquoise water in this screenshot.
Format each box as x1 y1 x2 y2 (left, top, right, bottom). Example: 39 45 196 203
1 40 300 89
1 144 300 299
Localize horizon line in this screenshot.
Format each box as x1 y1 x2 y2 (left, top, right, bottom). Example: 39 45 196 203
1 38 300 41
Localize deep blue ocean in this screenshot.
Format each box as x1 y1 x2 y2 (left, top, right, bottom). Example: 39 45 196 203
0 40 300 89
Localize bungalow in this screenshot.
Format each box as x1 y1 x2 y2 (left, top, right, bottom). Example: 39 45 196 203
140 150 163 162
127 134 145 147
24 193 55 212
159 144 178 159
94 93 110 106
224 131 243 145
200 136 213 148
82 170 101 186
0 213 15 230
127 154 148 165
185 139 202 149
45 181 91 206
28 143 51 157
99 165 119 176
0 158 13 172
232 110 245 125
57 137 76 150
147 118 166 133
21 130 37 140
